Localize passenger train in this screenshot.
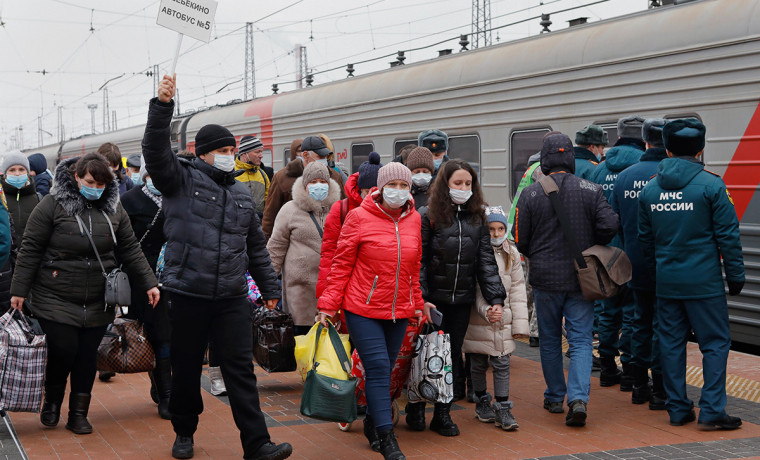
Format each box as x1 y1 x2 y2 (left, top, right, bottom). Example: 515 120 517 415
22 0 760 345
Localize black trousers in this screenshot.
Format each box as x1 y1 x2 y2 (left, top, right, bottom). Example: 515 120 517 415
436 302 472 397
168 293 270 457
37 318 108 394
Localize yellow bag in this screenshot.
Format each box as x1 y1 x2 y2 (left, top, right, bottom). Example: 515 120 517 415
294 322 351 382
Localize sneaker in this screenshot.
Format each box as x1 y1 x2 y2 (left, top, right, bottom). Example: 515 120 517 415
698 414 742 431
669 409 696 426
248 441 293 460
543 399 564 414
475 393 495 423
493 400 518 431
565 400 587 427
529 337 539 347
172 435 194 459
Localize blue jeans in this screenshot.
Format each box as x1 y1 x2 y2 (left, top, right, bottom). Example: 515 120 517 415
345 310 408 432
533 289 594 404
656 296 730 422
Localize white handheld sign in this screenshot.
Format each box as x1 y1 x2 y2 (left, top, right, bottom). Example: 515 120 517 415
156 0 219 74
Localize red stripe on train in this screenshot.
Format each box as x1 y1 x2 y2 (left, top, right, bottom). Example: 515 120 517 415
723 100 760 221
244 96 278 151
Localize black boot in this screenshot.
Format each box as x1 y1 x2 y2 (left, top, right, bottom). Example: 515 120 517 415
649 372 667 410
248 441 293 460
363 414 381 452
620 362 635 392
65 393 93 435
430 403 459 436
378 428 406 460
404 402 426 431
599 355 622 387
154 358 172 420
148 370 159 404
631 365 651 404
172 434 194 459
40 383 66 427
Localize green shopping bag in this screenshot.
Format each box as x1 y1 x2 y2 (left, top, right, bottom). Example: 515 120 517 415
299 322 357 423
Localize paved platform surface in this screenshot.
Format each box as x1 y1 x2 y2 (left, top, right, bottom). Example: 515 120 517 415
4 340 760 459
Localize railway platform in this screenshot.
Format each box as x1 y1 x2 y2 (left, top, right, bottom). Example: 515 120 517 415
2 339 760 460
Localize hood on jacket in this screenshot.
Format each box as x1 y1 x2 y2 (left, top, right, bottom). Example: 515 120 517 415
656 156 704 190
51 157 120 216
28 153 48 175
602 143 643 173
234 158 262 172
284 157 304 178
344 172 363 208
540 134 575 176
292 176 341 214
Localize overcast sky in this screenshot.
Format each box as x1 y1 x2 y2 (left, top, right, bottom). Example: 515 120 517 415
0 0 647 152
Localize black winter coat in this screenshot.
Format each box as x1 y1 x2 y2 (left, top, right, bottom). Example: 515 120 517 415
9 158 158 328
420 205 505 306
2 177 40 237
121 186 170 342
514 170 618 291
142 98 281 301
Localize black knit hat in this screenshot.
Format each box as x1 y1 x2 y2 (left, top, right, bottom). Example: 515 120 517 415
195 124 237 156
357 152 382 189
662 119 706 156
238 135 263 154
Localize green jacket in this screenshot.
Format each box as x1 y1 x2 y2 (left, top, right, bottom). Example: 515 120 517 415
508 162 543 240
10 159 157 327
638 157 744 299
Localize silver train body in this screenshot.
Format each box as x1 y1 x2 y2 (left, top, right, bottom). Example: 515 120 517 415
24 0 760 344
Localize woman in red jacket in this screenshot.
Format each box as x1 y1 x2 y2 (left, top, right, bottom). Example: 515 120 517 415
318 162 423 460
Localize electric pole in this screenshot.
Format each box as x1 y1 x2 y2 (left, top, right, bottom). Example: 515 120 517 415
103 87 110 132
87 104 98 134
245 22 256 100
472 0 492 48
295 45 308 89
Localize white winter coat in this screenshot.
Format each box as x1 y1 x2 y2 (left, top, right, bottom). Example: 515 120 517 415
462 240 529 357
266 177 340 326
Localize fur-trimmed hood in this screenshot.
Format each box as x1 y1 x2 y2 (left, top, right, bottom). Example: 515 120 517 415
291 176 340 214
51 157 120 216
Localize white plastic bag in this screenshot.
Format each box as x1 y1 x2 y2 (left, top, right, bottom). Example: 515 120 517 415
407 325 453 404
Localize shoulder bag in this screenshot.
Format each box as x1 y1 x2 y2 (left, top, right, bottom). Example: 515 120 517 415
75 212 131 308
537 176 632 300
299 322 357 423
97 307 155 373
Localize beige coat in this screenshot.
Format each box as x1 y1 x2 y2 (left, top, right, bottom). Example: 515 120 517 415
267 177 340 326
462 240 529 357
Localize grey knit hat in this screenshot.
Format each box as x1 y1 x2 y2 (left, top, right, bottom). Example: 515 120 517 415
377 162 412 191
302 161 330 185
617 115 646 140
2 150 30 173
642 118 667 147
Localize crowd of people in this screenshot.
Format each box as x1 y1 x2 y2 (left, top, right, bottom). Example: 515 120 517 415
0 73 746 460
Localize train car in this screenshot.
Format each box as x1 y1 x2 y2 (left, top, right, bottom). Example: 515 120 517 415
21 142 63 171
17 0 760 343
58 124 146 162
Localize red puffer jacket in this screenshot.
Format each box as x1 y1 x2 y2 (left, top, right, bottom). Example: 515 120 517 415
316 172 363 298
318 189 424 321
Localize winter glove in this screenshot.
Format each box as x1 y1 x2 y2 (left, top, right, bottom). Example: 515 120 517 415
727 280 744 296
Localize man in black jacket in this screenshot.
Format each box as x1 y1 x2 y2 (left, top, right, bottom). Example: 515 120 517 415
514 133 618 427
143 75 292 460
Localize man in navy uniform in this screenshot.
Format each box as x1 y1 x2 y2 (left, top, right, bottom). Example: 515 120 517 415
638 119 744 429
610 118 668 409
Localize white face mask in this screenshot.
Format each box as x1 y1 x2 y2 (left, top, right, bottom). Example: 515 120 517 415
491 235 507 247
411 173 432 188
449 188 472 205
315 158 328 166
383 187 410 209
213 154 235 172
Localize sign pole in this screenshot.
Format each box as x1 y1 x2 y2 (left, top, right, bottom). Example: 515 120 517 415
170 33 183 76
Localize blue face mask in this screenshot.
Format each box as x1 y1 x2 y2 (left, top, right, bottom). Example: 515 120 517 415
6 174 27 189
433 158 443 171
131 172 143 186
315 158 328 166
79 183 105 201
146 178 161 196
308 182 329 201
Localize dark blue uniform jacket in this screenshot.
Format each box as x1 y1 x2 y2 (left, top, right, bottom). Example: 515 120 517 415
573 147 598 181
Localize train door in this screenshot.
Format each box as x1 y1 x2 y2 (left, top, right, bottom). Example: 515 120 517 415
447 134 481 176
351 143 375 174
508 127 551 199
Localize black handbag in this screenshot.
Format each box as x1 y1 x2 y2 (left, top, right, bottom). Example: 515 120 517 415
75 213 132 308
299 322 357 423
252 306 297 373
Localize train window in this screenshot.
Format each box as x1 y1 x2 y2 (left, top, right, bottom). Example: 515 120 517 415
448 134 481 175
664 113 702 121
263 149 272 169
593 120 618 145
351 143 375 173
394 139 417 157
283 148 291 166
170 120 182 142
509 128 550 196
